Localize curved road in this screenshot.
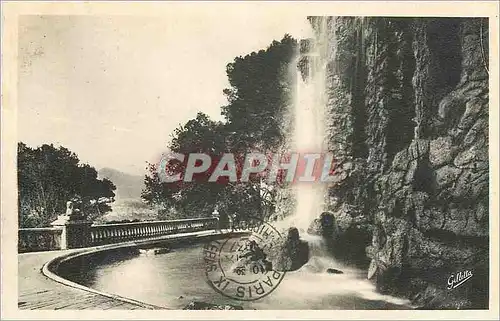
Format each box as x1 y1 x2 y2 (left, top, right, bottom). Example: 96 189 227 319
18 230 227 310
18 249 155 310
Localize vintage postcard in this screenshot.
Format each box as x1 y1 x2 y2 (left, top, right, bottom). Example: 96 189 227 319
1 1 499 320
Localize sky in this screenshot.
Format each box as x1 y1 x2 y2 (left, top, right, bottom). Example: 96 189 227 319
18 13 313 176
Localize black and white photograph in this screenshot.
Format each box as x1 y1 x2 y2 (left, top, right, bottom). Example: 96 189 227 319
1 1 498 318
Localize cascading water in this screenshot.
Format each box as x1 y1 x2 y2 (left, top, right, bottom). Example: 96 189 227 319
276 16 331 264
284 17 330 234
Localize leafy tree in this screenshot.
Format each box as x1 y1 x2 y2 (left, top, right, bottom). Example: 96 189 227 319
143 35 298 222
142 113 226 218
18 142 116 227
220 34 298 220
222 34 297 152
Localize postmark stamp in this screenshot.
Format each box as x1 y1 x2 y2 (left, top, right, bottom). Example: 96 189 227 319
203 216 286 301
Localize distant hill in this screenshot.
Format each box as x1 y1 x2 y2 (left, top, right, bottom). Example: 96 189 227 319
98 167 145 200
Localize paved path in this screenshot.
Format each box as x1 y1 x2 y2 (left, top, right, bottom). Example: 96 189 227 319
18 230 234 310
18 249 155 310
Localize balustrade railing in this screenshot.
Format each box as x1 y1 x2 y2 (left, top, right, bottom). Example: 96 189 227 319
89 217 218 246
19 217 218 252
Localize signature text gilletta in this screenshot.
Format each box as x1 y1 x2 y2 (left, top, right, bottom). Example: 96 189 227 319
447 270 473 290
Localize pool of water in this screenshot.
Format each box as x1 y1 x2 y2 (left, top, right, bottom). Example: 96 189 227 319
61 241 412 310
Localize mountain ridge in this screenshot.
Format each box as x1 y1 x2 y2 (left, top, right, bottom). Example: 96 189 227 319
98 167 145 200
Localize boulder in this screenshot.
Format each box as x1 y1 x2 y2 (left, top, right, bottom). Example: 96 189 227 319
266 227 309 271
307 212 338 237
326 268 344 274
306 210 372 268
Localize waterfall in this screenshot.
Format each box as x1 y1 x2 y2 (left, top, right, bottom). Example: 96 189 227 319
286 17 331 233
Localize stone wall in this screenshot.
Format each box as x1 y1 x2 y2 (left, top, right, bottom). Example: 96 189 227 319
19 228 63 253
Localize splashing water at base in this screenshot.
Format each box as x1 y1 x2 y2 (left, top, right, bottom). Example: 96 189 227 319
261 234 412 309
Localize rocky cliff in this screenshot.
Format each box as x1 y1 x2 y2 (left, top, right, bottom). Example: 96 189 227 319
308 17 489 309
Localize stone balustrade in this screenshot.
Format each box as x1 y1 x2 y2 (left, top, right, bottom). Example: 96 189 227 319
18 217 218 252
90 218 218 246
18 227 64 253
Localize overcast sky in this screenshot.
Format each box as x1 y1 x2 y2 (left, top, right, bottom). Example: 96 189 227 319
18 13 313 176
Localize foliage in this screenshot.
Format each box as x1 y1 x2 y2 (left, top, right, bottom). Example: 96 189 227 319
141 113 226 218
222 34 297 152
18 142 116 227
142 35 298 221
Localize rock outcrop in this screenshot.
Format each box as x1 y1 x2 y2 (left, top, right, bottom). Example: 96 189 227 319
266 227 309 271
307 212 338 237
306 211 371 267
305 17 489 309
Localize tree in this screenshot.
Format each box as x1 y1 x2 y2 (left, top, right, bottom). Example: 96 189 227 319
142 113 227 218
143 35 298 222
18 142 116 227
222 34 298 152
219 34 298 220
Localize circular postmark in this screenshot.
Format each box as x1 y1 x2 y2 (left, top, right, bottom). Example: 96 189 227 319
203 216 286 301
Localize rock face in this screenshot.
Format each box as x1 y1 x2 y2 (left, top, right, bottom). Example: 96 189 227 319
306 17 489 309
